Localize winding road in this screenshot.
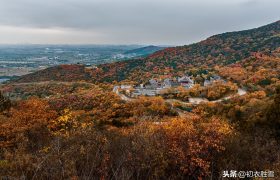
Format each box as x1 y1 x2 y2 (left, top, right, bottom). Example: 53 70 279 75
115 88 247 106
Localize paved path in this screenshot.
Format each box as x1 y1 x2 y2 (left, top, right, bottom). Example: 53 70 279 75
115 88 247 106
183 88 247 105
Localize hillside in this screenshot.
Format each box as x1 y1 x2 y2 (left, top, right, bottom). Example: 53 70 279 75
12 64 91 83
11 20 280 86
93 20 280 82
1 21 280 179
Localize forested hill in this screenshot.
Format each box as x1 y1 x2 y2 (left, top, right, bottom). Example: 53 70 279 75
12 20 280 83
92 20 279 82
123 45 165 57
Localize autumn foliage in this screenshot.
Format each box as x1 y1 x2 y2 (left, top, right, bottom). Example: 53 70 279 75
0 20 280 179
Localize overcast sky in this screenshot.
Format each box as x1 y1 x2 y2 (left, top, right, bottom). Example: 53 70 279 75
0 0 279 45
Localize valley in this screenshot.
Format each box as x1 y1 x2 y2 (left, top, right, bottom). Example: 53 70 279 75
0 45 164 83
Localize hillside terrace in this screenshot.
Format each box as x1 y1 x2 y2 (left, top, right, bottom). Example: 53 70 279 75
113 75 222 97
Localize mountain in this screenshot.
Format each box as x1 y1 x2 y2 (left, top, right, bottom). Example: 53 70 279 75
92 20 280 81
10 20 280 84
123 45 165 57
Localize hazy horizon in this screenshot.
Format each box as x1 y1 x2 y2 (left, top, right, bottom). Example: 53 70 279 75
0 0 279 45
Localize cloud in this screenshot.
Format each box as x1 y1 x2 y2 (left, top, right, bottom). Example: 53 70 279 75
0 0 279 44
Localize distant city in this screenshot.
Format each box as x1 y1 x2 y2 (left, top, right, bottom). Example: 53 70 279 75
0 44 165 83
